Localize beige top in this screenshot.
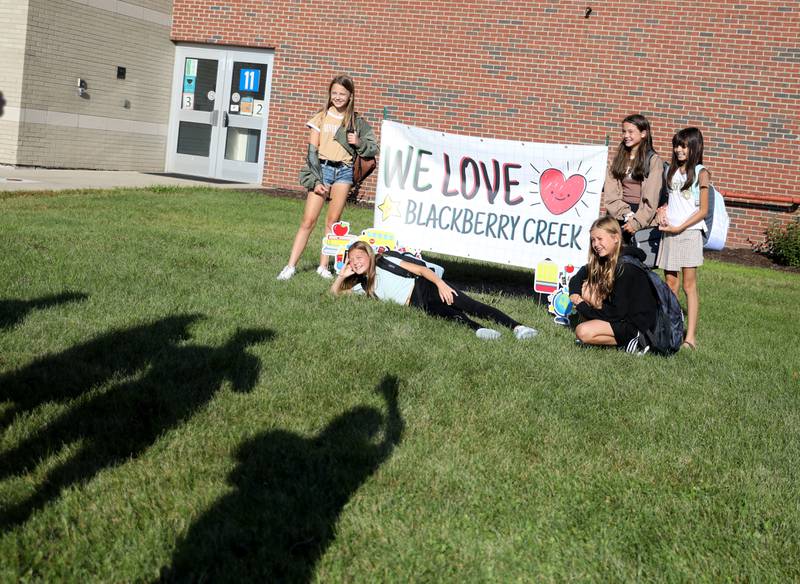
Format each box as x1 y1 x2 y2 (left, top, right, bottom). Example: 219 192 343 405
603 153 664 230
307 108 352 163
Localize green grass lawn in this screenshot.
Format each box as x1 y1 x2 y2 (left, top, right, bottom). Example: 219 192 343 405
1 187 798 582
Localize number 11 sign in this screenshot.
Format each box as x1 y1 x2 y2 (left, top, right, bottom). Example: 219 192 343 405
239 68 261 93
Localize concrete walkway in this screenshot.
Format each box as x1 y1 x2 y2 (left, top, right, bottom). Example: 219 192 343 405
0 166 264 192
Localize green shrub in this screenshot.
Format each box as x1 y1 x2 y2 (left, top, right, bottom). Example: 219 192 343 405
760 217 800 267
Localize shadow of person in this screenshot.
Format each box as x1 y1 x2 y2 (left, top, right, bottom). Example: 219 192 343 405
0 291 89 330
158 375 404 584
0 91 5 117
429 258 534 298
0 326 275 531
0 314 200 430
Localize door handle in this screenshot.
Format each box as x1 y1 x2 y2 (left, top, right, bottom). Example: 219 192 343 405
222 111 229 128
210 110 219 126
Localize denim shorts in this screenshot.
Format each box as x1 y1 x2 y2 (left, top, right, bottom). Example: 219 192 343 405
321 160 353 185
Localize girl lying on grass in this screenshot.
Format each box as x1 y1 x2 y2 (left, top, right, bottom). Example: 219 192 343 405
330 241 538 341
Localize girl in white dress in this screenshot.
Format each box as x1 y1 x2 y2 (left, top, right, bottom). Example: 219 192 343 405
656 128 710 350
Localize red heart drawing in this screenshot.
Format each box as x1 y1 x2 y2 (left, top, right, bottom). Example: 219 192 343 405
332 222 349 236
539 169 587 215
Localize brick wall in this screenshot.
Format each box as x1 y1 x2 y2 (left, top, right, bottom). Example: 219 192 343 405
171 0 799 247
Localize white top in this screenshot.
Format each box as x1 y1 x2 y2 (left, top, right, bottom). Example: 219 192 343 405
352 256 415 305
666 170 706 231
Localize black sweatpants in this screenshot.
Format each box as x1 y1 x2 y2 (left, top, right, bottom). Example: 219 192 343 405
409 278 520 331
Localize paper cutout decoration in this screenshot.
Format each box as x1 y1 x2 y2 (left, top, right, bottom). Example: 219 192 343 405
548 288 574 326
533 258 560 295
322 223 404 273
356 228 397 254
543 263 577 326
322 221 357 273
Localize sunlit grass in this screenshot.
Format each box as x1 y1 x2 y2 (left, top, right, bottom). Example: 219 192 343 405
1 188 798 582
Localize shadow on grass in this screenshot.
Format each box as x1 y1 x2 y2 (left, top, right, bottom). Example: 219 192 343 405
428 256 538 299
158 375 404 584
0 291 88 330
0 316 274 532
0 314 200 430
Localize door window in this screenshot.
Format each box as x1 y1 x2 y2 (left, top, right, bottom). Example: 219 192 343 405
177 122 212 156
228 62 268 117
224 127 260 162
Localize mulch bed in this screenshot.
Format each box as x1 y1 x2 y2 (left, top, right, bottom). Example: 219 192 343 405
705 248 799 273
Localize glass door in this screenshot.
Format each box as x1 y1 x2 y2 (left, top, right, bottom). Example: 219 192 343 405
166 45 273 183
166 45 225 177
216 54 272 182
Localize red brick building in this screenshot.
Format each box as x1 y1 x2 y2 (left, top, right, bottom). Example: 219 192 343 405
171 1 799 248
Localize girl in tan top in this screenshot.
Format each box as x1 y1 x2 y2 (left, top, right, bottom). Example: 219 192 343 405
277 75 377 281
603 114 664 243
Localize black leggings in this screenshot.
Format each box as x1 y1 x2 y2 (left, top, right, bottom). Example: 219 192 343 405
409 278 520 331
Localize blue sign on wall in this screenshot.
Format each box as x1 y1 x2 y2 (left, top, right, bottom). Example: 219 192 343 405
183 75 196 93
239 68 261 92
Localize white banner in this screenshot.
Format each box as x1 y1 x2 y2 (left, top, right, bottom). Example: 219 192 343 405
374 120 607 270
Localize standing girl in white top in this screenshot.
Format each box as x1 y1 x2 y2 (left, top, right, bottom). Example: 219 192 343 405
277 75 377 280
656 127 710 350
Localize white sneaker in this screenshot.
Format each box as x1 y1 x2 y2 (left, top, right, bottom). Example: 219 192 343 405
513 325 538 340
476 328 501 340
316 266 333 279
276 265 296 281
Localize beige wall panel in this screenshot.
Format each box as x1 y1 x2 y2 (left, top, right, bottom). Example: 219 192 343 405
17 123 167 171
17 0 174 169
0 0 30 164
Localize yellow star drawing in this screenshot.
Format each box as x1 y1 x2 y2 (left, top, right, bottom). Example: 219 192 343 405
378 195 402 221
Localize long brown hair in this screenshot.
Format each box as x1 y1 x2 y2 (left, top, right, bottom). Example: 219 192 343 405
586 216 623 302
339 241 376 296
610 114 656 181
320 74 356 129
667 127 706 191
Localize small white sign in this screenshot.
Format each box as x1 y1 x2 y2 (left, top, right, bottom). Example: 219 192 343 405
253 100 265 117
230 104 240 113
231 92 241 103
207 90 216 101
182 92 194 109
185 58 198 76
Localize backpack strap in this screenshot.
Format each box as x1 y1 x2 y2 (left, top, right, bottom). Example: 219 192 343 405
643 150 656 179
376 255 416 278
692 164 707 205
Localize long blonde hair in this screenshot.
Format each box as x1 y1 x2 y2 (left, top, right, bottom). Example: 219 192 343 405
340 241 376 296
585 216 623 302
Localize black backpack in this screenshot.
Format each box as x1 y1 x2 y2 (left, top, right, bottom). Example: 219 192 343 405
620 255 684 356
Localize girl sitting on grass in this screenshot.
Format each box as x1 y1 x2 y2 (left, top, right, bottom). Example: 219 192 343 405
569 216 658 353
330 241 538 341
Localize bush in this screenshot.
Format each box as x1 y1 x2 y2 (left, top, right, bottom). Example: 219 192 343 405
759 217 800 267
